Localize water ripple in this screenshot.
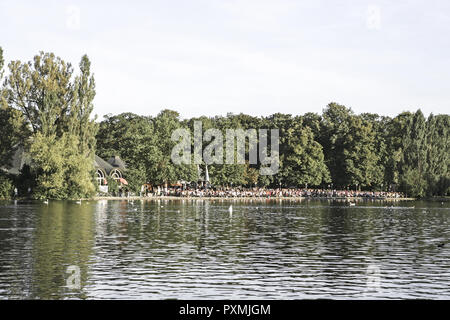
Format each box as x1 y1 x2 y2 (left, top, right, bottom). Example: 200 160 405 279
0 199 449 299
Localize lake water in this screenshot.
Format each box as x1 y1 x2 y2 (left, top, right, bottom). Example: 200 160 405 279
0 198 449 299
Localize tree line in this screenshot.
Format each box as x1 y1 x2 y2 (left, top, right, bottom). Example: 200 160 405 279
96 106 449 198
0 49 448 199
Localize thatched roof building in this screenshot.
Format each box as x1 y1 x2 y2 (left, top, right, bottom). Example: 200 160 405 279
94 155 126 185
107 156 126 170
2 146 126 187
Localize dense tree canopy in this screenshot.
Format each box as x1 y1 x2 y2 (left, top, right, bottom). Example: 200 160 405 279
96 110 197 191
0 48 97 199
95 105 448 197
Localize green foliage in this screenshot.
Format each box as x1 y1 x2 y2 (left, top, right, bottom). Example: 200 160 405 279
2 50 97 199
0 107 29 167
0 47 6 108
96 110 197 189
96 105 448 197
107 177 119 195
0 47 4 79
63 134 97 199
425 114 450 196
5 52 74 136
0 173 14 199
398 110 428 197
0 48 30 169
16 164 35 196
344 115 383 188
29 133 96 199
278 118 330 187
244 162 259 187
320 103 354 187
68 54 98 157
209 163 246 186
124 166 146 194
152 109 197 184
321 104 384 189
30 133 66 199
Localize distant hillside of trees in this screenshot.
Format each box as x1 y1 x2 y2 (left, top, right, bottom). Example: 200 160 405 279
0 48 448 199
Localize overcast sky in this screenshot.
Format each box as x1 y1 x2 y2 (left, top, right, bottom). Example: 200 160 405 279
1 0 449 120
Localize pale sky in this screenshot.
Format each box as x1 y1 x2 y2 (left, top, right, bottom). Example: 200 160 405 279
1 0 449 119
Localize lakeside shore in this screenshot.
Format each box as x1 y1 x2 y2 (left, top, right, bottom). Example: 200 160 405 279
9 195 450 202
92 195 417 201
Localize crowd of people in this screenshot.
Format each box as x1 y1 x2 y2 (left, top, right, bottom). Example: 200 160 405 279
152 187 405 199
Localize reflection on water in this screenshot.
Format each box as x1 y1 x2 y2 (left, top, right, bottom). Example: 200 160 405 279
0 199 449 299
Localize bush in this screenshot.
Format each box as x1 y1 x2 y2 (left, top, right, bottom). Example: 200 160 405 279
107 177 119 195
0 174 14 199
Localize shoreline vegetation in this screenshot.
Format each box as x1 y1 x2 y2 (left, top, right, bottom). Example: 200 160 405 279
0 48 449 201
1 195 418 201
92 196 417 201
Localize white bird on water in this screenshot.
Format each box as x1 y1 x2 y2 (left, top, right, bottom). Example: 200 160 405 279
43 199 49 205
228 205 233 216
75 199 81 205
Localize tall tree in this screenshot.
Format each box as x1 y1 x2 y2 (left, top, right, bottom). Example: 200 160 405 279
425 114 449 196
384 112 413 191
344 115 382 189
152 110 194 185
320 103 353 187
68 55 97 157
3 52 97 199
6 52 73 136
399 110 428 197
283 125 330 187
0 47 28 168
321 103 382 189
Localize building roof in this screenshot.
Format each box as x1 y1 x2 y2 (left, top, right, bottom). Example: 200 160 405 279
94 155 114 174
2 146 125 178
108 156 126 170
